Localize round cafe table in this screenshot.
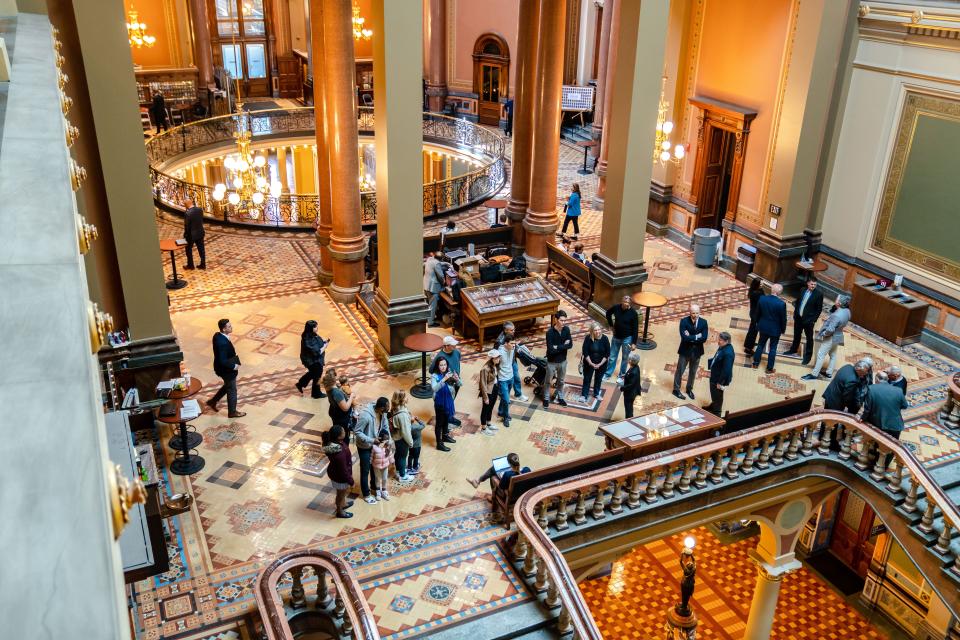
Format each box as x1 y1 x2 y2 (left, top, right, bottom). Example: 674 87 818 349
631 291 668 351
795 259 828 282
576 139 598 175
157 377 205 475
484 198 509 224
165 377 203 451
160 239 187 290
404 332 445 399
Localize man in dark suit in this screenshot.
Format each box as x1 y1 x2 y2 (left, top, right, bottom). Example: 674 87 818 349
207 318 246 418
183 197 206 270
822 360 871 414
886 366 908 394
783 278 824 365
861 378 908 440
751 283 787 373
704 331 735 415
673 304 708 400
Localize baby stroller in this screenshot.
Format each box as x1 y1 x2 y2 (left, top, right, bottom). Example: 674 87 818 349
515 343 547 399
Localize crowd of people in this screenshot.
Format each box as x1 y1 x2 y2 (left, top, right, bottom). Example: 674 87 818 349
201 269 910 520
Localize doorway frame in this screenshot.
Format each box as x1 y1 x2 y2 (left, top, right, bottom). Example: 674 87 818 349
688 96 757 230
472 33 510 126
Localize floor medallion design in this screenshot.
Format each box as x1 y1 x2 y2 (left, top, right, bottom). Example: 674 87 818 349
225 497 284 535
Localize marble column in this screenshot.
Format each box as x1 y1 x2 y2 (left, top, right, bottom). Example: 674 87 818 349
590 0 613 153
587 0 668 317
423 0 447 112
189 0 214 90
744 551 801 640
752 0 851 286
277 146 290 193
319 0 366 301
594 0 619 199
369 0 429 372
522 0 566 272
506 0 542 254
309 0 334 284
292 146 315 193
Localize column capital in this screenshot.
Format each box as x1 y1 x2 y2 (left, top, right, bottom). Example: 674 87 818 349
748 549 802 582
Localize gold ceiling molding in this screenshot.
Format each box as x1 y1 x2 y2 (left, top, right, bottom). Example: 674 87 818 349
859 2 960 48
871 90 960 282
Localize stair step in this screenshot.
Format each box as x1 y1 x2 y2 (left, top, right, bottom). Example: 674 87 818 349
424 599 555 640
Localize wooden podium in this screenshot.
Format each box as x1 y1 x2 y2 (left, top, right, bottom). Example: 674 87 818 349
850 277 928 345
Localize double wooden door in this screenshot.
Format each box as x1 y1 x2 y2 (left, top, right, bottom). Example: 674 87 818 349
829 490 878 578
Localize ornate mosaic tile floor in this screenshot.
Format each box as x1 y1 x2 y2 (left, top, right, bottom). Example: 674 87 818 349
135 127 960 639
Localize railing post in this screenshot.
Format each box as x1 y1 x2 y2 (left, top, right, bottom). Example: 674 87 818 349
290 566 306 609
801 423 817 456
555 494 570 531
660 464 677 498
334 594 346 618
644 470 660 503
839 425 853 460
592 483 608 519
772 432 787 464
678 459 695 493
537 500 550 530
627 474 643 507
934 518 954 556
514 533 529 561
786 429 802 460
573 490 588 525
870 447 889 482
725 445 742 478
316 567 332 608
903 478 920 513
709 451 725 484
545 582 561 609
755 438 772 470
534 557 548 592
341 609 354 636
855 434 872 470
694 455 710 488
887 459 904 494
741 441 757 474
919 501 936 534
557 607 573 635
609 479 625 514
817 422 833 455
523 549 537 577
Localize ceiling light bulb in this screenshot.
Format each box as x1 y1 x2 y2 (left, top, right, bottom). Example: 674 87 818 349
675 145 685 159
212 190 224 201
251 191 264 205
663 121 674 135
684 536 696 549
661 140 671 151
254 155 266 167
238 159 249 171
233 177 243 189
228 192 240 205
660 150 671 162
255 176 267 189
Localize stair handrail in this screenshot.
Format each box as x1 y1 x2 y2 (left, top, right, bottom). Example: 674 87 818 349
513 409 960 639
255 548 380 640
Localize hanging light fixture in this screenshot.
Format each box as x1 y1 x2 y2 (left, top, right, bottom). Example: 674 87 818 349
352 0 373 40
126 6 157 49
654 76 685 165
212 117 282 218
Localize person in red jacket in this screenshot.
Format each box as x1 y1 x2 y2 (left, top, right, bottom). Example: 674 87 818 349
322 426 355 519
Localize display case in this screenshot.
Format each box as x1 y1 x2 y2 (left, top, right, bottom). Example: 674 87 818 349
135 67 200 108
460 277 560 350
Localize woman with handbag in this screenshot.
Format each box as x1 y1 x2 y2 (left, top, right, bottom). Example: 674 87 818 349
560 183 582 239
390 390 415 482
478 349 501 435
430 358 457 452
296 320 328 398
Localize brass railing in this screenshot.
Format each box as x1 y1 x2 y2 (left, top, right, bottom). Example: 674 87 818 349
255 549 380 640
512 410 960 638
146 107 506 228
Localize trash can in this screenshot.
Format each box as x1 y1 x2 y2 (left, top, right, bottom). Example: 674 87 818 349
735 244 757 282
692 228 722 268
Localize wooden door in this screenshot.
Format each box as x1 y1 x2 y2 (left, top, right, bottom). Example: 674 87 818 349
478 63 504 125
829 490 877 578
277 55 300 98
473 34 509 126
696 127 731 230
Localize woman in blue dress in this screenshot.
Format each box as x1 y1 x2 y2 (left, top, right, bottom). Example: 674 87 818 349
561 183 582 239
430 357 458 452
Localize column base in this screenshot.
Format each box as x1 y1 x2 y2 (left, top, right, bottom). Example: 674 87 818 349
316 268 334 286
665 607 698 640
587 254 649 320
648 182 672 234
370 290 430 374
522 210 559 274
752 228 821 290
506 201 528 255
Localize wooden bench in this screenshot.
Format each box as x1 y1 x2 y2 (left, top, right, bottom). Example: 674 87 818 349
355 287 377 329
546 242 593 303
492 448 628 526
424 225 514 256
720 392 815 435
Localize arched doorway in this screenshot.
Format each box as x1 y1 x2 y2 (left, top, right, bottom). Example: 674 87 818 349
473 34 509 126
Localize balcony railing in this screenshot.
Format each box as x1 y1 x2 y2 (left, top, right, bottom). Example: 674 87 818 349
512 410 960 638
255 549 380 640
146 107 506 228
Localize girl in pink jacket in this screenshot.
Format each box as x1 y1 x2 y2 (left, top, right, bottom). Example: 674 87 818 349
371 429 395 501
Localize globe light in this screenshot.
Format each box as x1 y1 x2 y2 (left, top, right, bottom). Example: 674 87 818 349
684 536 696 550
660 150 671 162
663 120 674 135
224 157 235 170
213 183 226 193
253 155 267 167
251 191 264 205
270 181 282 198
212 190 224 201
255 176 267 189
661 140 672 151
238 159 249 171
675 145 686 159
232 177 242 189
228 192 241 205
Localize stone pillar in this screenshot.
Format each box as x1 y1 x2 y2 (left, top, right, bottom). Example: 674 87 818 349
588 0 668 316
369 0 429 372
292 146 315 192
189 0 214 90
277 146 290 193
594 0 619 199
319 0 367 301
590 0 613 151
506 0 542 254
743 551 801 640
423 0 447 112
522 0 566 272
753 0 850 286
309 0 334 284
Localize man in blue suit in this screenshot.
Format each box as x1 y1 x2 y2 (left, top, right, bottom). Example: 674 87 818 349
673 304 708 400
705 332 735 414
206 318 246 418
751 283 787 373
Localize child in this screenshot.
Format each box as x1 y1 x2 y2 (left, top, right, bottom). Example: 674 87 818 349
371 428 395 501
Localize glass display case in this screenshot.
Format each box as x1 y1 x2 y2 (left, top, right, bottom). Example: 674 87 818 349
459 277 560 350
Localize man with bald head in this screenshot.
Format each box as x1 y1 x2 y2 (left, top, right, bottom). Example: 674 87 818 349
751 283 787 373
673 304 708 400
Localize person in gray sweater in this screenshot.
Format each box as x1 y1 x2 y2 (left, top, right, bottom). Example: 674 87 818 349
802 295 852 380
353 397 390 503
497 339 517 427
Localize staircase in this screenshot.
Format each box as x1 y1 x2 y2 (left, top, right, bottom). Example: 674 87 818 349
560 122 593 145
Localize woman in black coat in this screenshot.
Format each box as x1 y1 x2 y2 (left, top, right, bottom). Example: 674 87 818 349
296 320 328 398
620 350 643 419
743 278 763 355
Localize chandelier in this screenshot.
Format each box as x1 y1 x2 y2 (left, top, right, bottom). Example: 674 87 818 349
126 7 156 48
352 1 373 40
654 77 685 165
212 113 281 216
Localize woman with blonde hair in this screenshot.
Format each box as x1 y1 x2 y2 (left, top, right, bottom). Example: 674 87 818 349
390 390 417 482
478 349 501 435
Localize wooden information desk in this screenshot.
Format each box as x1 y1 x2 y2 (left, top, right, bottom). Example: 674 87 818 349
599 403 725 460
460 277 560 350
850 277 928 345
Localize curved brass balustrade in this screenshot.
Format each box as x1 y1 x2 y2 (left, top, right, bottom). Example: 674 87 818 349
256 549 380 640
512 410 960 638
146 107 506 228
